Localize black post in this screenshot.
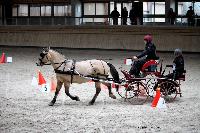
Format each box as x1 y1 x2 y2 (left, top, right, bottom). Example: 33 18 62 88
4 0 12 25
2 2 5 25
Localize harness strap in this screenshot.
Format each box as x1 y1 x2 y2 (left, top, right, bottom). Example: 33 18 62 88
54 59 77 84
54 69 78 75
70 60 76 84
100 60 106 75
55 60 69 70
90 61 97 74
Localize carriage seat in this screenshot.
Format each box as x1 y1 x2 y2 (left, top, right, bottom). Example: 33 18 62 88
141 60 159 72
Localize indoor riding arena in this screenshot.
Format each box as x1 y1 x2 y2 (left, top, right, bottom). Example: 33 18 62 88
1 0 200 133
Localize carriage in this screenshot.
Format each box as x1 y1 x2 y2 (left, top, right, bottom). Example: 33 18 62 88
37 48 186 106
117 59 186 104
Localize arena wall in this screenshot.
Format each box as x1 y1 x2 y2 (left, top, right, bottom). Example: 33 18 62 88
0 26 200 52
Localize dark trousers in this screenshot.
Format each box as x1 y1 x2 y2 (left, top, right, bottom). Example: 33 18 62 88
122 17 127 25
113 18 118 25
129 59 146 76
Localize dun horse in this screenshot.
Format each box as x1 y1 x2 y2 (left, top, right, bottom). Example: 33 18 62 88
37 48 120 106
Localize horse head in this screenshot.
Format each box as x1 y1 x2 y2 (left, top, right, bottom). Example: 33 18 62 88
37 47 51 66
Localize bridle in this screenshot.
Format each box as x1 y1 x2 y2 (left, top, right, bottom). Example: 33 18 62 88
37 52 51 66
36 51 70 67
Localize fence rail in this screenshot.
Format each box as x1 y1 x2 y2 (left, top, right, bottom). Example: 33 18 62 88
1 16 200 26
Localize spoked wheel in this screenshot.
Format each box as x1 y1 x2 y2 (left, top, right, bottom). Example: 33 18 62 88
159 80 178 103
118 81 149 105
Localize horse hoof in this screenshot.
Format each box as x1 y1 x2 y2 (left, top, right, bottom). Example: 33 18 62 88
75 96 80 101
88 101 94 105
48 101 55 106
109 94 116 99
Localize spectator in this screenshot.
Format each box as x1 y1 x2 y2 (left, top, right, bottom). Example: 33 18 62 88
110 7 120 25
121 7 128 25
129 8 137 25
167 8 176 25
186 6 195 26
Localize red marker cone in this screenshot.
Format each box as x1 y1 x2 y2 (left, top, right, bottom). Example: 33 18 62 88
0 53 6 64
151 87 161 107
38 71 46 85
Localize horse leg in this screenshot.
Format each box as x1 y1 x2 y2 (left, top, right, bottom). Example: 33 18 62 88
49 81 63 106
89 82 101 105
64 81 80 101
102 82 116 99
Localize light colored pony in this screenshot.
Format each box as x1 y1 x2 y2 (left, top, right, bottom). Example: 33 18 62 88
37 48 120 106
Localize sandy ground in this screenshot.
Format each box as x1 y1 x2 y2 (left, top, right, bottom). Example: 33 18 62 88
0 47 200 133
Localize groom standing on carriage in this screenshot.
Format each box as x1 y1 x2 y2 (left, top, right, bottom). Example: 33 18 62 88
129 34 159 77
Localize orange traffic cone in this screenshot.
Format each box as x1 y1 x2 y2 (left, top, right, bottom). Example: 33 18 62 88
0 53 6 64
151 87 161 107
50 77 57 92
38 71 46 85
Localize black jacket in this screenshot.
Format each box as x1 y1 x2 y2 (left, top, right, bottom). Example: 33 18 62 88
110 10 120 18
173 55 184 73
136 42 159 60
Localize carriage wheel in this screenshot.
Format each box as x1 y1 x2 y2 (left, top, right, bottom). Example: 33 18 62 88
118 81 149 105
159 81 178 102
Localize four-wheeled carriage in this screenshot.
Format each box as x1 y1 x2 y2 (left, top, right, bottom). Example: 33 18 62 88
118 59 186 104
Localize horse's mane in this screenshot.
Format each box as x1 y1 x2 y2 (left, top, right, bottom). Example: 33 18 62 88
49 49 66 59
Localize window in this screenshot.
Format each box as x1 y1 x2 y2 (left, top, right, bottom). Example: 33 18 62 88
12 5 18 16
18 4 28 16
143 2 165 22
178 2 192 15
194 2 200 16
54 5 70 16
84 3 95 15
96 3 108 15
143 2 154 15
41 5 51 16
30 5 40 16
84 3 108 16
155 2 165 15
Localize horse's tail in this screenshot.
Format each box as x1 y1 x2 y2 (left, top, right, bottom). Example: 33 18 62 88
107 62 120 83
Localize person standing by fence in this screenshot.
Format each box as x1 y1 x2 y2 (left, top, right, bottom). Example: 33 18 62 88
167 8 176 25
121 7 128 25
186 6 195 26
110 7 120 25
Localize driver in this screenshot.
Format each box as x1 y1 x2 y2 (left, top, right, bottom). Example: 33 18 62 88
129 34 159 77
